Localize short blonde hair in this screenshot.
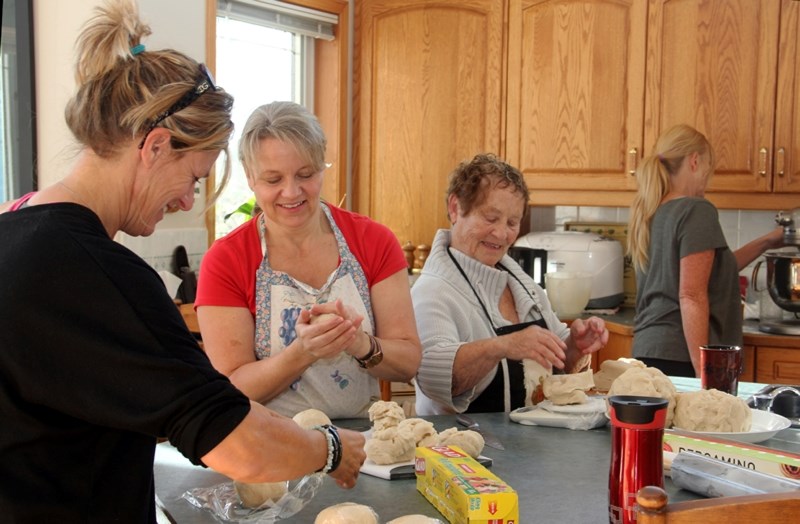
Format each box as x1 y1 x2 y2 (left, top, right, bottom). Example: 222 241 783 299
628 124 714 271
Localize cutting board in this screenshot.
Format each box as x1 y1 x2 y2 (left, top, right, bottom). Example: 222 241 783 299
360 455 493 480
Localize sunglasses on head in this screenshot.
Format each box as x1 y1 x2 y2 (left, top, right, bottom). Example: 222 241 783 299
138 63 217 149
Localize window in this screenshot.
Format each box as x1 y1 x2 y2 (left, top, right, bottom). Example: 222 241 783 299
213 0 336 238
0 0 36 202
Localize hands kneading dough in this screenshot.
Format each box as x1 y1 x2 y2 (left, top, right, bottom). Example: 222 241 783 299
234 409 333 509
365 401 485 464
672 389 752 432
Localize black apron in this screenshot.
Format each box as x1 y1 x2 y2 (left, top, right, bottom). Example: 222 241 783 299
446 248 550 413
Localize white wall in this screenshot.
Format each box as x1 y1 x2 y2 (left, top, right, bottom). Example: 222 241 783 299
33 0 207 230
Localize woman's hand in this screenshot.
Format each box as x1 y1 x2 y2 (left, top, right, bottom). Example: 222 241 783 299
569 317 609 355
328 428 366 489
294 302 362 362
506 326 568 370
307 300 368 359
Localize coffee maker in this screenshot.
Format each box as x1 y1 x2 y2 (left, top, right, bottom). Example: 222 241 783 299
752 209 800 335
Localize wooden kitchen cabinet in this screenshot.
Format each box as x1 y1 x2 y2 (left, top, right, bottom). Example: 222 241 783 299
644 0 800 201
353 0 505 249
506 0 647 194
755 346 800 384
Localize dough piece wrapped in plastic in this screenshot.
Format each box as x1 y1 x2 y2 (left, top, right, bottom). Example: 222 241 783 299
315 502 379 524
438 428 484 458
233 480 288 509
607 366 678 427
672 389 752 432
292 408 332 429
542 368 595 405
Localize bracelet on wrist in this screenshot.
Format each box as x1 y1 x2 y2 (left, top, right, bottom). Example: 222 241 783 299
312 424 342 474
354 334 384 369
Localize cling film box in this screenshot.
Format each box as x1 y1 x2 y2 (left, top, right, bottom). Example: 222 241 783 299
663 429 800 480
415 445 518 524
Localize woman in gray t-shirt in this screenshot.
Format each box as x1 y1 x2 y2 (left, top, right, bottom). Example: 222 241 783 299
627 125 783 377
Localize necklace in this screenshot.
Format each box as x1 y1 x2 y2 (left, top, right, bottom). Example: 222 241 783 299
56 180 89 208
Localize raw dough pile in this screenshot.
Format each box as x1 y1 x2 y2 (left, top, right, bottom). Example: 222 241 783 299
387 516 443 523
542 369 595 405
315 502 378 524
593 358 645 392
233 480 288 509
607 367 678 427
293 408 332 429
365 401 485 464
672 389 752 432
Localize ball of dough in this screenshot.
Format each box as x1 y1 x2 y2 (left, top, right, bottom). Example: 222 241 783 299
397 418 438 447
593 358 646 392
368 400 406 432
309 312 339 325
672 389 752 432
292 408 332 429
607 366 678 427
233 480 288 509
315 502 379 524
387 516 442 524
439 429 484 458
365 430 416 465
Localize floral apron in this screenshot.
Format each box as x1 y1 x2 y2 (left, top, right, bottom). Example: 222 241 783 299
254 203 379 418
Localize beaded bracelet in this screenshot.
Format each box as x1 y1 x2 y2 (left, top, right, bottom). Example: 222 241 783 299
312 424 343 474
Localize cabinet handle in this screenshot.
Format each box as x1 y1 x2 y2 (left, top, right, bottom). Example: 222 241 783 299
758 147 768 177
776 147 785 178
628 148 638 176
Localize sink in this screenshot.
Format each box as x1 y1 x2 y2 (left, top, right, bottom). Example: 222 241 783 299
747 384 800 428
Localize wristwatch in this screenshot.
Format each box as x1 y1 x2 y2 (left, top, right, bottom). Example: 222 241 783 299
355 334 384 369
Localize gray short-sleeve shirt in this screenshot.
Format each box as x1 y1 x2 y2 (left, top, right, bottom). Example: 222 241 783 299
632 197 742 362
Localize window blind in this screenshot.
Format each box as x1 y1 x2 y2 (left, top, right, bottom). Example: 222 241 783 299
217 0 336 41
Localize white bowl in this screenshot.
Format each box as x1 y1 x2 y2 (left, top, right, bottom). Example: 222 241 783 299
545 271 592 318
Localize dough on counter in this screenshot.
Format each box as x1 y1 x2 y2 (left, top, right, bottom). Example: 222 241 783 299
315 502 379 524
593 358 646 392
292 408 332 429
607 367 678 427
398 418 438 447
386 516 443 524
368 400 406 431
233 480 288 509
672 389 752 432
439 429 484 458
542 369 595 405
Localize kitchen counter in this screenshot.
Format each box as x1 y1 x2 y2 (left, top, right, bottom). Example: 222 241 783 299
153 384 800 523
582 307 800 349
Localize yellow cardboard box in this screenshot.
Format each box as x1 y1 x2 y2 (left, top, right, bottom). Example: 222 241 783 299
415 445 519 524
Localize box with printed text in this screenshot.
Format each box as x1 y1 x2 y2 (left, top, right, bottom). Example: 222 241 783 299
415 445 518 524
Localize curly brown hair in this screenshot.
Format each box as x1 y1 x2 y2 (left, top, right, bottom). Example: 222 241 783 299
446 153 529 221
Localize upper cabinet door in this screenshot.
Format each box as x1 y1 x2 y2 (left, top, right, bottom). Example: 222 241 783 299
506 0 647 192
644 0 781 193
354 0 505 248
772 0 800 193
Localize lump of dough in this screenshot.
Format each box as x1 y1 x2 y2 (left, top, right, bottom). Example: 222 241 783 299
309 312 339 325
365 430 416 465
672 389 752 432
368 400 406 431
292 408 332 429
438 429 484 458
234 480 288 509
593 358 646 392
542 369 595 405
398 418 438 447
387 516 443 524
607 367 678 427
315 502 379 524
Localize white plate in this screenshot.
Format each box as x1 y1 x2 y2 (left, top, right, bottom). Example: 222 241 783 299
674 409 791 444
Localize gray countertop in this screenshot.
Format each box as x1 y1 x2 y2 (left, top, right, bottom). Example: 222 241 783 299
153 411 799 523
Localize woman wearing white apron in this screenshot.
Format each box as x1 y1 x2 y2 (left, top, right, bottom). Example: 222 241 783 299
196 102 421 418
